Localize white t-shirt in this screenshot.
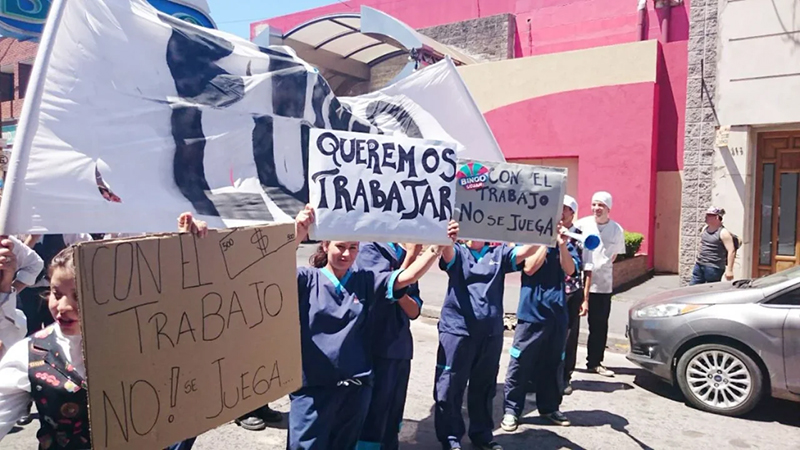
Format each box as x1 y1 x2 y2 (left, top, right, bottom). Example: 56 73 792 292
576 217 625 294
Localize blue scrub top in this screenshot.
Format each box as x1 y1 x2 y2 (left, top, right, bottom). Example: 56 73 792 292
296 266 407 386
438 243 520 337
517 244 581 324
357 243 423 360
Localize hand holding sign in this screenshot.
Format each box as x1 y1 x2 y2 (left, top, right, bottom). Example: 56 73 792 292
295 205 315 243
177 213 209 238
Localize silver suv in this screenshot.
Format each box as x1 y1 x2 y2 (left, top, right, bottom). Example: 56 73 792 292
627 267 800 416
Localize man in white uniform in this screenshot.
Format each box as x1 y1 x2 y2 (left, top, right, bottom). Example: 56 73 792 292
576 192 625 377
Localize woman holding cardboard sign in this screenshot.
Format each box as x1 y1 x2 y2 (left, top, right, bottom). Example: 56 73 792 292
0 218 207 449
434 239 543 450
284 205 455 450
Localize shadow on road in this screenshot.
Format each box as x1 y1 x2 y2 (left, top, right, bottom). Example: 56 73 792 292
565 409 654 450
571 379 634 393
398 383 655 449
620 366 800 427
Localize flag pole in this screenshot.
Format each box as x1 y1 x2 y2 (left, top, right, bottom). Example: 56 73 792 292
0 0 69 234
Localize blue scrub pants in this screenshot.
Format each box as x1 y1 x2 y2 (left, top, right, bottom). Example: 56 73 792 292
503 318 567 417
287 381 372 450
359 358 411 450
434 332 503 449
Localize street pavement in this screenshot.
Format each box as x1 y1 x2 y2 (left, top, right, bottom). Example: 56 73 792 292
5 246 798 449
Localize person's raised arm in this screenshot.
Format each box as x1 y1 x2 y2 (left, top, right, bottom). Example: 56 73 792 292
440 221 459 265
396 221 458 289
400 244 423 270
513 243 545 267
294 204 315 245
523 245 548 276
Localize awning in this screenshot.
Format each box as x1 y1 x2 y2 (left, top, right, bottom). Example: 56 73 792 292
255 6 477 91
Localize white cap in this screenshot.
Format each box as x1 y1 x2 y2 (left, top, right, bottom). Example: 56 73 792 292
563 195 578 214
592 191 613 210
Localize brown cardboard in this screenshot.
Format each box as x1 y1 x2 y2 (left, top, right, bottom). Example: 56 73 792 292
74 223 301 450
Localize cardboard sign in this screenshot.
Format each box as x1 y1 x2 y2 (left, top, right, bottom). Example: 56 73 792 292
74 224 301 450
454 160 567 245
308 129 457 244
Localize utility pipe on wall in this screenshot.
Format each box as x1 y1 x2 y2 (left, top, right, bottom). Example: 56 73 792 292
655 0 674 44
637 0 648 41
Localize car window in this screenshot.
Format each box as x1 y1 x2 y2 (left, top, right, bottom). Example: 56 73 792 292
767 288 800 306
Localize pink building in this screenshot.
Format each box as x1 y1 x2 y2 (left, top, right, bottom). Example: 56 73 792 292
253 0 691 276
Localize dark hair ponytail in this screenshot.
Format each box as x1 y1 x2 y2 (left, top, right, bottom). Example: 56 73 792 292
309 242 328 268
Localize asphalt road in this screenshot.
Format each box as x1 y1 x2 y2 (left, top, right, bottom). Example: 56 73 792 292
5 318 799 449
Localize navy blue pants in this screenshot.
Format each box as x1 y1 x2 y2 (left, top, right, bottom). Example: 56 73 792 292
434 332 503 449
287 382 372 450
359 358 411 450
690 263 725 285
504 317 567 417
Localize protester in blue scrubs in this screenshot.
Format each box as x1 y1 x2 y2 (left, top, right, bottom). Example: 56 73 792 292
435 239 543 450
501 219 580 431
289 206 457 450
356 242 423 450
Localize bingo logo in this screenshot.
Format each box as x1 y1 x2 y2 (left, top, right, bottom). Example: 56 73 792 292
456 162 490 190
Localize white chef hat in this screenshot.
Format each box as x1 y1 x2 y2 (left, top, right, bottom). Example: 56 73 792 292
592 191 613 210
563 194 578 214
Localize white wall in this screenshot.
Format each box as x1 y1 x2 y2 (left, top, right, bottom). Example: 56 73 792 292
711 126 755 279
717 0 800 126
713 0 800 277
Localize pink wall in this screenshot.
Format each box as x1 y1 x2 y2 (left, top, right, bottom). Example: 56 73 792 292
483 82 660 264
254 0 690 57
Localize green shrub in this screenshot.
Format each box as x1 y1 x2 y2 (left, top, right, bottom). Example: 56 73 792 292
620 231 644 260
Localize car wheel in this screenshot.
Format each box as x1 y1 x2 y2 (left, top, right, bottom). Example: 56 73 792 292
676 343 763 416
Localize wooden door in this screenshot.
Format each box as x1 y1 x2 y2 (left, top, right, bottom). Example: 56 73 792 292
753 132 800 277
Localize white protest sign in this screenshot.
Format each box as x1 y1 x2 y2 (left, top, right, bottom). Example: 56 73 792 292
454 160 566 245
308 129 457 244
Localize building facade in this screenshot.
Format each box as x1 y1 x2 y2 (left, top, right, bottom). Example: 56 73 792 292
679 0 800 282
0 38 37 149
254 0 692 273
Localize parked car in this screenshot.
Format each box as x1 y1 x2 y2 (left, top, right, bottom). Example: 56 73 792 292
627 267 800 416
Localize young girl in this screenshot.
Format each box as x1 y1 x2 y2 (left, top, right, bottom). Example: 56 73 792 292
356 242 423 449
0 216 205 449
435 239 543 450
288 205 456 450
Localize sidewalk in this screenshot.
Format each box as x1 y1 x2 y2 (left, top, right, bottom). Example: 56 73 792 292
419 274 680 353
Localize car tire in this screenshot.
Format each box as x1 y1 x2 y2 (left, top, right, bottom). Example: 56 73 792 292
676 343 764 417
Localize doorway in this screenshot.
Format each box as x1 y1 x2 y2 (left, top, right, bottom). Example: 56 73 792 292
753 131 800 277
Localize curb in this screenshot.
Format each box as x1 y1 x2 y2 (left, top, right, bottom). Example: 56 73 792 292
420 305 630 353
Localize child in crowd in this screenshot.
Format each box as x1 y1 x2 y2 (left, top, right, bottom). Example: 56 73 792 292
0 217 205 449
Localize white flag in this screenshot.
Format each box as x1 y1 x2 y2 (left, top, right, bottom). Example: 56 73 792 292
0 0 502 234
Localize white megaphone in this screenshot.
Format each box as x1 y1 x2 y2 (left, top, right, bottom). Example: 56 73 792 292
563 231 601 250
